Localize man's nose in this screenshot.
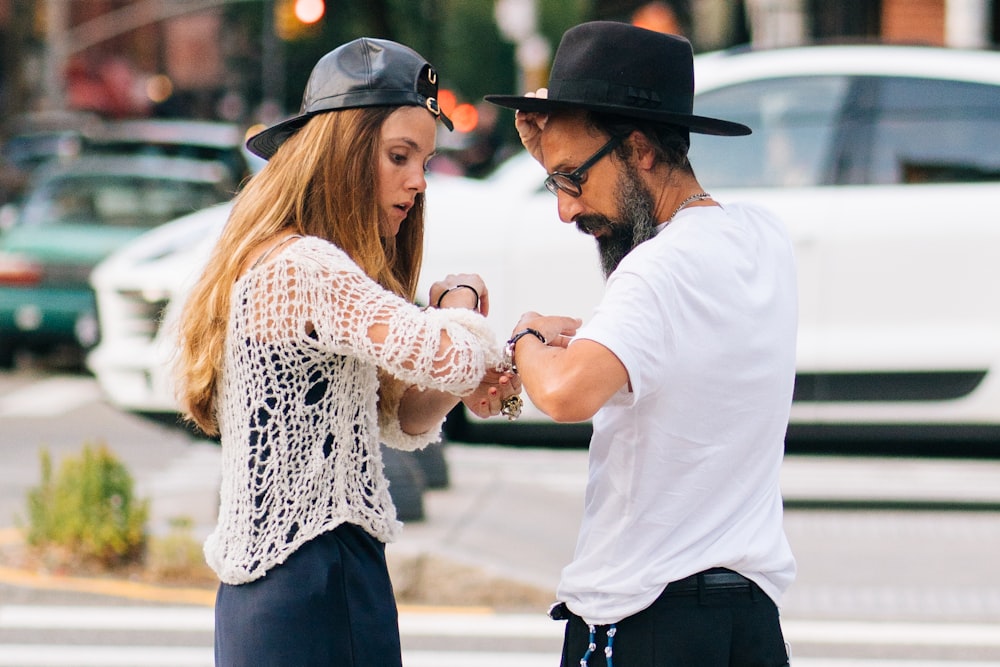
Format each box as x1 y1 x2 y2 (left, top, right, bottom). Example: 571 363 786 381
557 191 584 223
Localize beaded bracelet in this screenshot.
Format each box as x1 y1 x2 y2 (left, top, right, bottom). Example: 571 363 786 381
499 327 546 375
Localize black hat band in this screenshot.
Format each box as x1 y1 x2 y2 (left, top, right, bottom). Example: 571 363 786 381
549 79 688 113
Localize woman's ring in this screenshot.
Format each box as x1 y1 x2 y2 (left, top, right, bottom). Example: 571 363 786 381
501 395 523 420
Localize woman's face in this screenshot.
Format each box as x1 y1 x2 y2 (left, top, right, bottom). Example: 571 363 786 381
378 106 438 237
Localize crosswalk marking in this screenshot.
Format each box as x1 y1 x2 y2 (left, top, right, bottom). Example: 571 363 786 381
3 605 1000 647
0 376 101 417
2 606 1000 666
783 619 1000 647
0 645 211 667
2 645 1000 667
399 611 559 638
0 605 213 631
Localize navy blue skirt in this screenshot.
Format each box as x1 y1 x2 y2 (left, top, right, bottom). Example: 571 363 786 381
214 523 402 667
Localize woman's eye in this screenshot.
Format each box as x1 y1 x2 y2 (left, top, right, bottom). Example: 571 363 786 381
391 152 407 164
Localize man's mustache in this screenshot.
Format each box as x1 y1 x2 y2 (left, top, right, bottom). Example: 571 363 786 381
575 215 613 235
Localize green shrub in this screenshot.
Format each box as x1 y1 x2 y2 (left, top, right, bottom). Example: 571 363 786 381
24 443 149 568
146 516 215 585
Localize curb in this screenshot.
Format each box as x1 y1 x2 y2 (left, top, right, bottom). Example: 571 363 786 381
0 528 511 614
0 563 216 606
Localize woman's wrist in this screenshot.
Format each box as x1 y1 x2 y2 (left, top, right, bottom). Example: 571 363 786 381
436 284 480 310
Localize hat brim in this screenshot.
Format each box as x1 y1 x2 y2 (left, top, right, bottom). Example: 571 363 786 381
484 94 751 137
246 103 455 160
246 115 312 160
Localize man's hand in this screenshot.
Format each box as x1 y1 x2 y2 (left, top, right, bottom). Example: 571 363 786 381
514 88 549 166
512 311 582 349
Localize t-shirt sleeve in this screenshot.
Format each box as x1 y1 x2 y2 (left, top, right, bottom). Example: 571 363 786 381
572 268 673 407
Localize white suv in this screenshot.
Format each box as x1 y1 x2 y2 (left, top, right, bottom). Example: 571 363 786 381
89 43 1000 446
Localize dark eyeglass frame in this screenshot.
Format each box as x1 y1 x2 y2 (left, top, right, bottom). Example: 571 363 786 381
543 134 623 197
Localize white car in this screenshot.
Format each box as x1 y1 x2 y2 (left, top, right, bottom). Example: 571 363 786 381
89 43 1000 446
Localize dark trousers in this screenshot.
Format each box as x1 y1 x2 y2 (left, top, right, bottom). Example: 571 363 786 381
557 569 790 667
214 523 402 667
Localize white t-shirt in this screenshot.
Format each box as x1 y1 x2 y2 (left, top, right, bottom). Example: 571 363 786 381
558 202 798 625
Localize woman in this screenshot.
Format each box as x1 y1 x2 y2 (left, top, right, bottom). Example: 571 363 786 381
174 38 516 666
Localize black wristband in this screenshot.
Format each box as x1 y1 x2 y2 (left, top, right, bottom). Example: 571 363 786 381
508 328 546 348
502 328 546 375
436 284 480 310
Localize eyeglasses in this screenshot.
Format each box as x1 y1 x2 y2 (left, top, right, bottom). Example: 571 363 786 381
543 135 623 197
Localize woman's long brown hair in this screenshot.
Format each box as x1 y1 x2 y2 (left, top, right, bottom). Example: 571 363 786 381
175 107 426 435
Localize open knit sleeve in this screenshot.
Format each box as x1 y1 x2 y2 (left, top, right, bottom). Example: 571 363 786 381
294 241 498 387
244 239 500 431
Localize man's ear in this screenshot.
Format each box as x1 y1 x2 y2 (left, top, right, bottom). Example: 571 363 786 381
627 130 657 171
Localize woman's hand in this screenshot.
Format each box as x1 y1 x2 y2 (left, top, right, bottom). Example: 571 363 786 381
461 369 521 419
428 273 489 316
514 89 549 166
512 311 582 349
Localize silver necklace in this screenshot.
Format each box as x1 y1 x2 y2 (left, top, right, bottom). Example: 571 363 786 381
668 192 711 221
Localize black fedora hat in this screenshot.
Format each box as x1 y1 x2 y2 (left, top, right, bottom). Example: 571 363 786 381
486 21 750 136
247 37 453 159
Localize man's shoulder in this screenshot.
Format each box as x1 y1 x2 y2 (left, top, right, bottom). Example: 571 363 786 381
714 200 792 237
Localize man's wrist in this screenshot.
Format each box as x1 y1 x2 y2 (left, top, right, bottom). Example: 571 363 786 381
499 328 545 375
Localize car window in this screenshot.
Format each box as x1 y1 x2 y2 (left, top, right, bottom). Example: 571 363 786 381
22 176 229 229
3 133 82 169
863 77 1000 185
690 75 850 187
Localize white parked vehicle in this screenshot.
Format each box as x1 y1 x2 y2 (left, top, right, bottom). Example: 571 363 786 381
89 43 1000 446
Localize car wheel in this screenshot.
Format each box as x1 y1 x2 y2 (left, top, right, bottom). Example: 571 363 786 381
380 444 426 522
412 441 450 489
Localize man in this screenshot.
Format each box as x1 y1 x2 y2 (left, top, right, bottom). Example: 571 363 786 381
486 21 797 666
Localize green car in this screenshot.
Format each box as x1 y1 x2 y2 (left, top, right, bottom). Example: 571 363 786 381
0 153 235 368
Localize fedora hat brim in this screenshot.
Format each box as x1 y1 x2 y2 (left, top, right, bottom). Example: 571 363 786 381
484 22 751 138
484 94 750 136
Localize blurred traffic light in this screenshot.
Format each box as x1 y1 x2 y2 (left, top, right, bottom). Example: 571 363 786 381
438 89 457 116
451 104 479 133
276 0 325 40
436 89 478 132
294 0 326 23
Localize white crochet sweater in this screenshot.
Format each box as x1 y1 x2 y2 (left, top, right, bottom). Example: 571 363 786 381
204 237 500 584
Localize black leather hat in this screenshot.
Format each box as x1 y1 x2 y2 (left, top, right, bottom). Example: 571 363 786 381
486 21 750 136
247 37 453 159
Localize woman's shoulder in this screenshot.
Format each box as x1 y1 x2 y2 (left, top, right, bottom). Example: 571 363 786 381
238 236 363 292
278 236 358 273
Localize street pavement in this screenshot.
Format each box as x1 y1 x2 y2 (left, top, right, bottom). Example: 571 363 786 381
389 443 1000 619
5 435 1000 665
6 430 1000 612
117 436 1000 623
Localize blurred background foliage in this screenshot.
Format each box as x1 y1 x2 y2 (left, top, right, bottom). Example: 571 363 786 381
222 0 591 119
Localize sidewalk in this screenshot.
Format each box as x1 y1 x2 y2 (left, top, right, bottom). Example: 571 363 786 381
388 444 1000 611
6 441 1000 614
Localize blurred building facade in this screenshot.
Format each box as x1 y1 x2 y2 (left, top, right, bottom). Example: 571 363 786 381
736 0 997 49
1 0 997 133
0 1 244 124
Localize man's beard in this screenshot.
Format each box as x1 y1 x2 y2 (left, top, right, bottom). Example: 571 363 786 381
574 164 658 279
